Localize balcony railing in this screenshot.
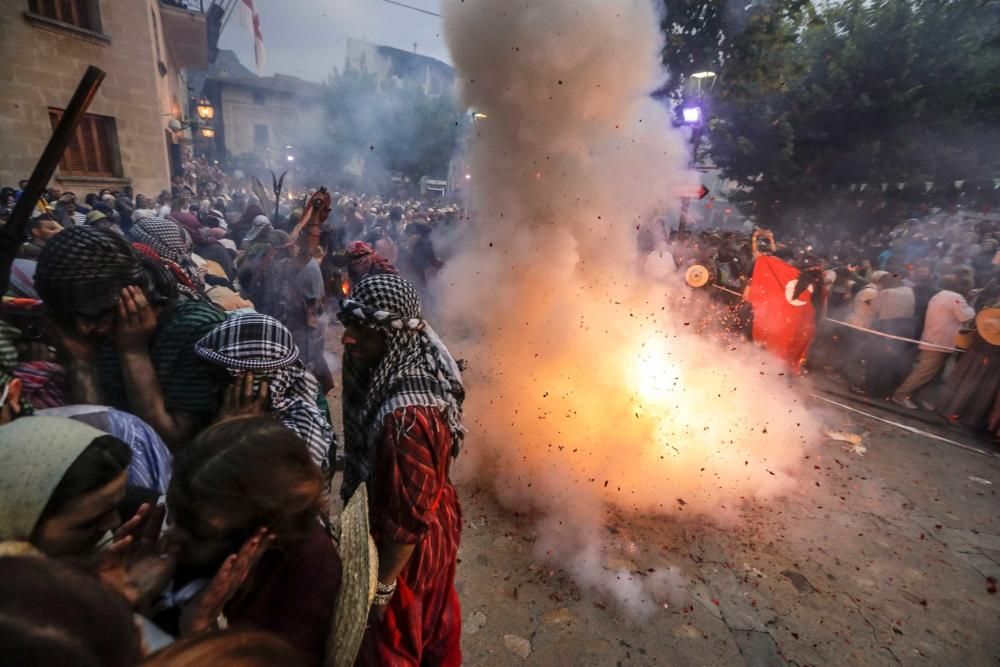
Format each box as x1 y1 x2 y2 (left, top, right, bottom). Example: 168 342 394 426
160 0 204 12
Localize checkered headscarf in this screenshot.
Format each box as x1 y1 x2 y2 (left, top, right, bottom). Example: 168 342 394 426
194 313 335 476
338 273 465 499
130 216 204 291
36 226 145 313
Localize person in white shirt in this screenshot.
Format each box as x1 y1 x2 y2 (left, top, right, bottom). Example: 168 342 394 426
155 191 172 219
846 271 887 329
892 274 975 409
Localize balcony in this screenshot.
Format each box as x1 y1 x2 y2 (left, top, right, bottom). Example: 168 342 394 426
159 0 208 70
160 0 204 10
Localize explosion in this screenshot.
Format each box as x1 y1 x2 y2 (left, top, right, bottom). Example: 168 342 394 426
438 0 821 613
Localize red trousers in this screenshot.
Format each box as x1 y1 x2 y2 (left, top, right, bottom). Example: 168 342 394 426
356 566 462 666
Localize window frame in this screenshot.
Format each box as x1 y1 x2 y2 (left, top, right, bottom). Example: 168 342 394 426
253 123 269 148
48 108 124 179
24 0 109 42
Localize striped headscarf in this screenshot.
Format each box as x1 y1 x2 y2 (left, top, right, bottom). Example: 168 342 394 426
35 226 145 314
130 216 204 291
0 321 20 387
194 313 335 477
0 319 32 418
338 273 465 499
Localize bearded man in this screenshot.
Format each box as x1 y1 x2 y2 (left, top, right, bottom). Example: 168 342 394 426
339 273 465 666
35 226 225 447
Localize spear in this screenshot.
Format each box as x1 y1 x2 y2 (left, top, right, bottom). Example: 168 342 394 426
271 169 287 221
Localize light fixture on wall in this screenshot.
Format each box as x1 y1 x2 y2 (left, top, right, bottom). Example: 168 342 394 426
195 97 215 121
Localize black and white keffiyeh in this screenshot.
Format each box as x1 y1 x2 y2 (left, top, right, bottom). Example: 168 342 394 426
35 226 145 313
338 273 465 500
130 216 204 290
193 313 335 476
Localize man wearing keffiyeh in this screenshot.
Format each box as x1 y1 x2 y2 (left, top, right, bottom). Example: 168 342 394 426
193 313 336 479
35 226 225 448
129 214 205 293
339 272 465 667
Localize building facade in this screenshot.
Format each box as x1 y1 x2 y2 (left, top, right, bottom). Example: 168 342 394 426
198 52 325 167
345 38 454 97
0 0 206 196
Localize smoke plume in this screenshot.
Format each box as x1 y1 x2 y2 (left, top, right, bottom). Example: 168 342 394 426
438 0 820 615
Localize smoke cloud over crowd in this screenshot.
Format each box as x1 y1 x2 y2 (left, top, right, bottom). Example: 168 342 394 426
438 0 822 614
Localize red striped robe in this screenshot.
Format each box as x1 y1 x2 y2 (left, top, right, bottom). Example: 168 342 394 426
358 405 462 667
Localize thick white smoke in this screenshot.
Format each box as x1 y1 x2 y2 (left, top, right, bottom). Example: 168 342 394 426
438 0 820 615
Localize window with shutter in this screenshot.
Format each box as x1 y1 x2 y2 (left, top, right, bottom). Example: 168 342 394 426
28 0 96 31
49 109 121 178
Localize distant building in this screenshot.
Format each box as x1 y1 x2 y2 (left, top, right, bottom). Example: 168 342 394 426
0 0 208 195
345 38 454 97
196 50 325 166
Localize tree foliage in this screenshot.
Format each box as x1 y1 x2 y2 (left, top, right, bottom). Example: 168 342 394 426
298 62 463 189
661 0 1000 221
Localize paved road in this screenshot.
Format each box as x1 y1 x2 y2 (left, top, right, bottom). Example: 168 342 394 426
455 387 1000 666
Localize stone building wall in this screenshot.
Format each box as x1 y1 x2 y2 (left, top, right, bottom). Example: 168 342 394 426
218 81 323 161
0 0 171 196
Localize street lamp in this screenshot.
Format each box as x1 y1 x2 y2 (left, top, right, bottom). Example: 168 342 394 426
682 106 703 125
201 127 215 139
195 97 215 121
691 71 716 80
473 112 488 120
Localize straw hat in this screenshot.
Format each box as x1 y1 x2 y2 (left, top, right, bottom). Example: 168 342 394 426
204 285 253 312
328 483 378 667
685 264 711 288
955 327 976 350
976 308 1000 346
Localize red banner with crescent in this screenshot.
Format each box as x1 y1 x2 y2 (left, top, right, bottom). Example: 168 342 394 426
747 255 817 372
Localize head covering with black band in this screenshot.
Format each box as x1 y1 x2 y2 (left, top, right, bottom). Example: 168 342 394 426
35 226 145 315
337 273 465 500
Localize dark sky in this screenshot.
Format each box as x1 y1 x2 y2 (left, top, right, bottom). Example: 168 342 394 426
218 0 449 82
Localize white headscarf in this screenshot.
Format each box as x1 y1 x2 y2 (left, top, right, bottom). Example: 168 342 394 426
0 417 102 542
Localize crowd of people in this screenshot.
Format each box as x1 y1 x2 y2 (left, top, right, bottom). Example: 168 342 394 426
3 165 1000 665
0 179 466 666
655 205 1000 435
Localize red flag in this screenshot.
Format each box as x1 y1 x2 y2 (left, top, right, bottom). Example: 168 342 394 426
239 0 265 74
747 255 817 372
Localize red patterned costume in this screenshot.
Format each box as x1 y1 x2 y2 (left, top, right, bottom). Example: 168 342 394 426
357 406 462 666
338 273 466 667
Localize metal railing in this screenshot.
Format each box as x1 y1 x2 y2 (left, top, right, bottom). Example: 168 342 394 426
159 0 204 13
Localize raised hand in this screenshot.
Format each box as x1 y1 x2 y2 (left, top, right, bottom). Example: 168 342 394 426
179 527 275 635
216 372 270 423
99 503 175 609
115 286 158 352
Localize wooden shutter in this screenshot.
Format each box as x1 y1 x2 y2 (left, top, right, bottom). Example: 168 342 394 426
31 0 92 30
49 109 117 177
